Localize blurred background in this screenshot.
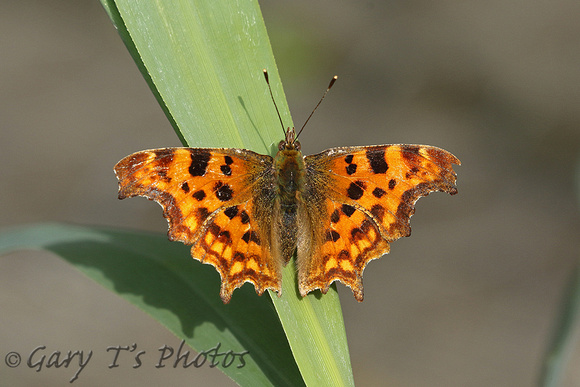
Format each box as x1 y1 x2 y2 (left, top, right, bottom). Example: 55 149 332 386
1 1 579 385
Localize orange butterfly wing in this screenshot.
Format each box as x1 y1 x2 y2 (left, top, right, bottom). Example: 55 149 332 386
114 148 281 303
300 144 460 301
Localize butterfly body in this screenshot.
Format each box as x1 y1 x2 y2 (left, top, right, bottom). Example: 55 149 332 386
115 127 460 303
272 130 306 266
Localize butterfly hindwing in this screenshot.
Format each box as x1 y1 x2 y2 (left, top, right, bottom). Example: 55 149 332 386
301 144 460 300
114 148 281 303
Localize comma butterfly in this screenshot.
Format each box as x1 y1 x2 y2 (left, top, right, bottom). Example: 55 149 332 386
114 71 460 303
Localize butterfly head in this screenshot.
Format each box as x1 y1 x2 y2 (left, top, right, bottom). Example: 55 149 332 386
278 127 301 151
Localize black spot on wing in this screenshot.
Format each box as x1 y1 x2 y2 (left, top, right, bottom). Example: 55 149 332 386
347 182 364 200
189 151 211 176
342 204 356 217
366 148 389 174
241 230 261 245
224 206 238 219
330 209 340 223
220 165 232 176
214 181 233 202
372 187 386 198
326 230 341 242
344 154 357 175
192 190 206 201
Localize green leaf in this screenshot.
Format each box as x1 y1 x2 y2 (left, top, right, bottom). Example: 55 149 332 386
106 0 353 385
103 0 289 150
0 223 302 386
540 263 580 387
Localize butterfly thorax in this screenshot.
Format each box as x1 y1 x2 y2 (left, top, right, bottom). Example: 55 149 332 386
274 142 305 208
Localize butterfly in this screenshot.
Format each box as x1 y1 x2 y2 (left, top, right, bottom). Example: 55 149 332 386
114 72 460 303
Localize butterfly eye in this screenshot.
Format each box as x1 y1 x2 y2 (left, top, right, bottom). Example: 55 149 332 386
278 140 286 150
294 141 301 150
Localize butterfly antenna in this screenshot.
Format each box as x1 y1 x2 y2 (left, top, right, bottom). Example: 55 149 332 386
296 75 338 139
263 69 286 135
